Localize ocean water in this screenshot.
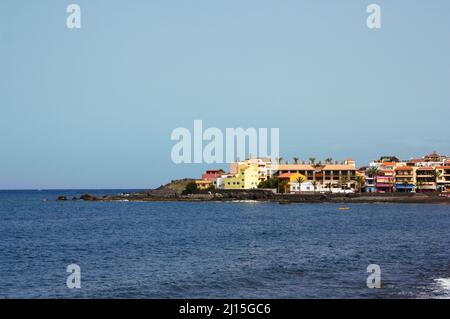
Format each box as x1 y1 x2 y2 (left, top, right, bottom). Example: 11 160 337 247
0 190 449 299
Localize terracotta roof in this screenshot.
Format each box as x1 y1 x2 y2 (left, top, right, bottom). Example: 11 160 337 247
278 173 297 178
274 164 315 170
436 166 450 169
275 164 356 171
416 167 434 171
323 165 356 170
381 162 396 166
396 166 413 171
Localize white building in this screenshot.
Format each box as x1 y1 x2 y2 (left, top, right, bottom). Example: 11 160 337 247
289 181 317 193
231 157 274 183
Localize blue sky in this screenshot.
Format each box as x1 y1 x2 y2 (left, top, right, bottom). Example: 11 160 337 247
1 0 449 189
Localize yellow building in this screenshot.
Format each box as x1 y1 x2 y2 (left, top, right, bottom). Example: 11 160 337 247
278 173 307 193
436 165 450 192
223 162 259 189
195 180 212 190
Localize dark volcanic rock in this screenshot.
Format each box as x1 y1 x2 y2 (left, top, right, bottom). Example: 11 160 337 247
57 196 67 201
79 194 99 201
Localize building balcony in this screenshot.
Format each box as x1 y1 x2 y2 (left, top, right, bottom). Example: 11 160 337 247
376 178 393 183
396 184 414 189
417 186 436 190
376 183 393 188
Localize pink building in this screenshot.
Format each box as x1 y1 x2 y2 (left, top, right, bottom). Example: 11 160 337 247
201 169 225 181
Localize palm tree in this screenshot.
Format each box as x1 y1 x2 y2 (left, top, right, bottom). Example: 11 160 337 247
354 175 365 193
402 180 409 193
296 176 306 193
366 166 380 178
431 169 441 191
390 177 396 193
293 157 299 164
415 180 424 192
308 157 316 165
432 169 441 180
339 175 350 191
326 182 333 193
311 180 318 193
278 179 289 194
276 157 284 165
432 170 442 191
325 158 333 164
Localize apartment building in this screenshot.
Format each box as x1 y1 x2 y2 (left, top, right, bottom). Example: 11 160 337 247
375 162 396 192
414 167 437 192
222 162 259 190
273 159 357 191
436 165 450 193
394 166 414 192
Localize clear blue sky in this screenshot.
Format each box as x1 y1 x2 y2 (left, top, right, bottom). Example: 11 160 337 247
1 0 449 189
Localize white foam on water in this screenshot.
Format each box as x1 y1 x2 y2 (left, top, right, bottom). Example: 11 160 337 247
231 200 260 203
435 278 450 290
433 278 450 299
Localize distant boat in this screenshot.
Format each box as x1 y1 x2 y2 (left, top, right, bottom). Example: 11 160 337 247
339 207 350 210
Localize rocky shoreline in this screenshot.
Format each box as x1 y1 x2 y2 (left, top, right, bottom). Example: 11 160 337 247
56 189 450 204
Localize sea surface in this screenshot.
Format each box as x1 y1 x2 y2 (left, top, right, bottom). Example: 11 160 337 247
0 190 449 299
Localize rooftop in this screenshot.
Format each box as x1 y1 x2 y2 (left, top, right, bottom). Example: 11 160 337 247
274 164 356 171
396 166 413 171
278 173 302 178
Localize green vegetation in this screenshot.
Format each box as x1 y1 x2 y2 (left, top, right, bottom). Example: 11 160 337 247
278 179 289 193
402 180 409 192
182 181 198 195
354 175 365 193
258 177 278 189
366 167 380 177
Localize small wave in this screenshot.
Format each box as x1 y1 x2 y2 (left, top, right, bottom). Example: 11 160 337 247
435 278 450 290
231 200 260 203
431 278 450 299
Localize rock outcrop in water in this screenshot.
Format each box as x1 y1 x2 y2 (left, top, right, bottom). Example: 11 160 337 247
56 189 450 204
79 194 99 201
55 178 450 204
